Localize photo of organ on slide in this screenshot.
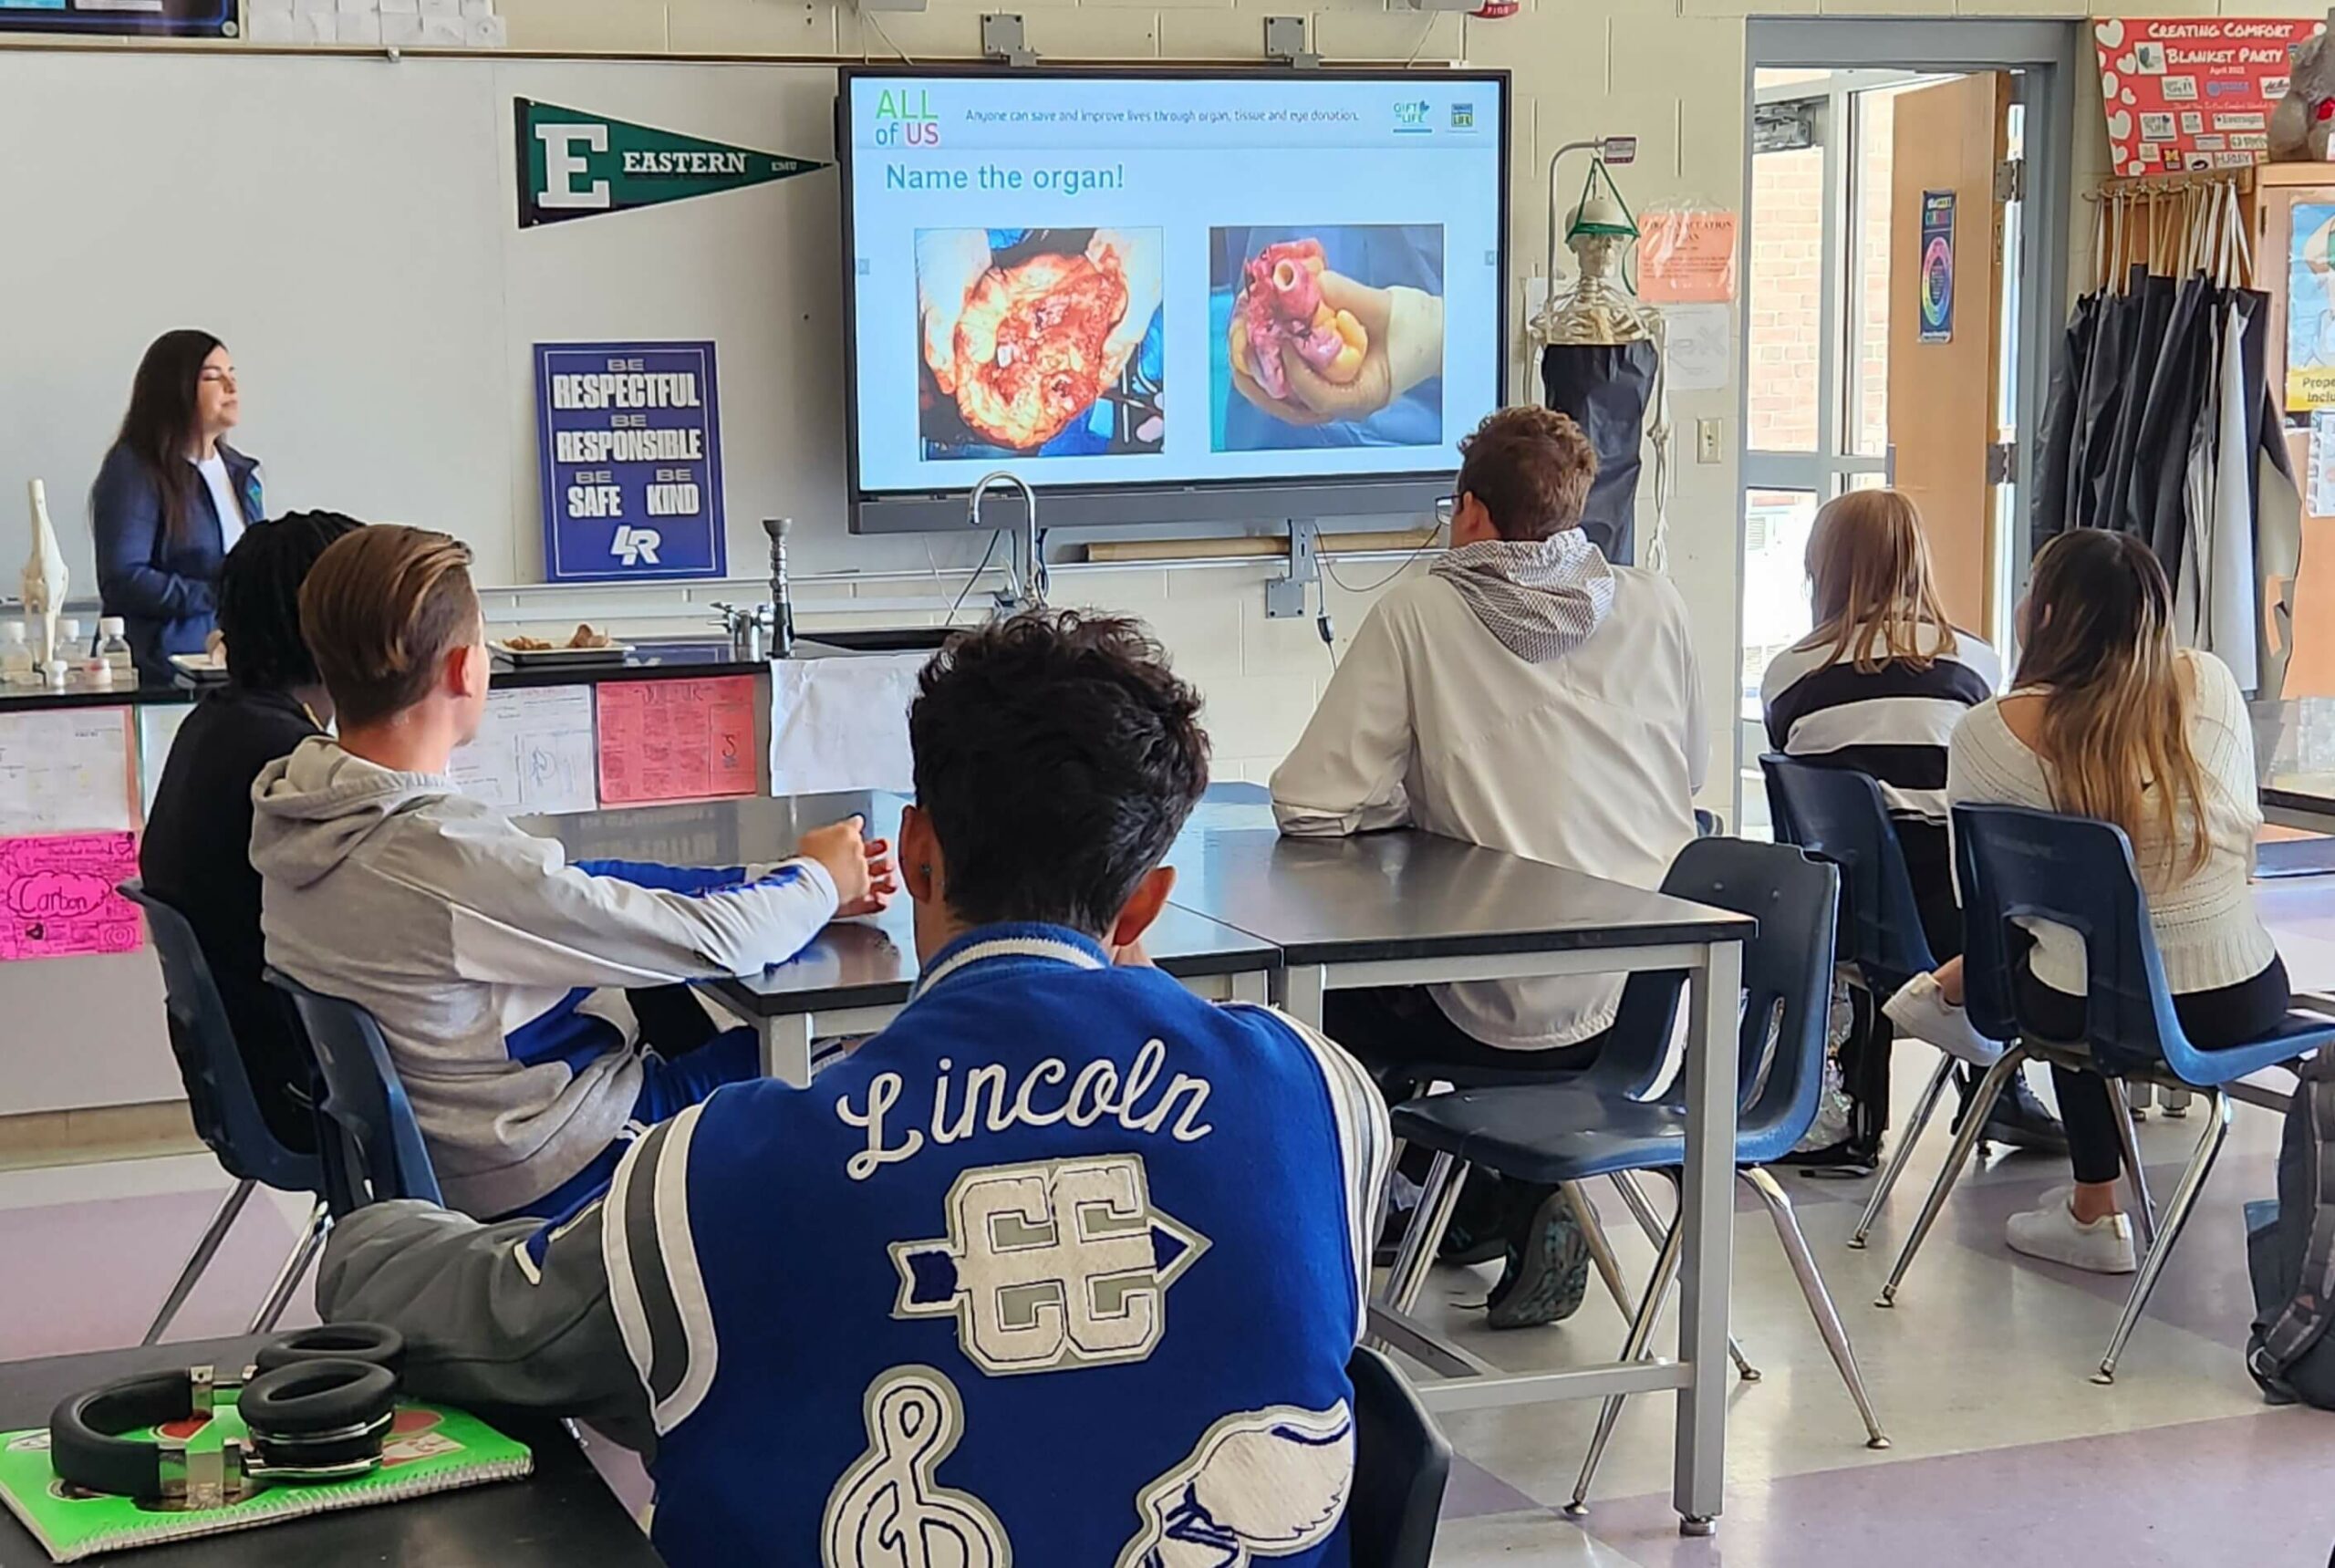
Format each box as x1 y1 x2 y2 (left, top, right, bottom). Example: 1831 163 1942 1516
1211 224 1446 453
915 227 1164 459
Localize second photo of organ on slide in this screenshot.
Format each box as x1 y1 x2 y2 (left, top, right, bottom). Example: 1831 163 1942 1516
914 226 1165 460
1211 223 1447 453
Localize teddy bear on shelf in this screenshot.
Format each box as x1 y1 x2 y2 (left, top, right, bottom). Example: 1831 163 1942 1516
2270 13 2335 163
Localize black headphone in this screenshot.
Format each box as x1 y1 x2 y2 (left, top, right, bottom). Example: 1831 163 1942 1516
48 1324 406 1509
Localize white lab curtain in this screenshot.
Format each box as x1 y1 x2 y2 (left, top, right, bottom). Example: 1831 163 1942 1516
2202 302 2257 691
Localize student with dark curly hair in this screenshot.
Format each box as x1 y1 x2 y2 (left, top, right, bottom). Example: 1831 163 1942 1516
141 510 363 1148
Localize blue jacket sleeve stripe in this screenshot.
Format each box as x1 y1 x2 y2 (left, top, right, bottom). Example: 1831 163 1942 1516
1227 1003 1395 1345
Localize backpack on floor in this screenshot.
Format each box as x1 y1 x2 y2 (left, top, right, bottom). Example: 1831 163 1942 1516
2246 1054 2335 1407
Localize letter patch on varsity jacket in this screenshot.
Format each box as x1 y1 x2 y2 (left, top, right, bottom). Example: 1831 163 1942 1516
1115 1402 1355 1568
822 1366 1010 1568
889 1154 1209 1376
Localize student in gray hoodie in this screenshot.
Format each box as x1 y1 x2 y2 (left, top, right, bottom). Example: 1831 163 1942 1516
251 526 890 1221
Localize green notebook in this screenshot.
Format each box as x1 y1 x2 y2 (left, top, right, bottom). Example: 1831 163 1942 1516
0 1399 533 1563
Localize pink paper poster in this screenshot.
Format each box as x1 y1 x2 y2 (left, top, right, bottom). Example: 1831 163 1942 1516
595 676 759 805
0 833 142 961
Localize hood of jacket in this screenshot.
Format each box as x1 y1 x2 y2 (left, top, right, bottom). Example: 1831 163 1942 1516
249 735 454 891
1428 530 1616 663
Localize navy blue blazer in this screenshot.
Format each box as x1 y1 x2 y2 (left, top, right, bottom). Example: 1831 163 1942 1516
91 441 263 682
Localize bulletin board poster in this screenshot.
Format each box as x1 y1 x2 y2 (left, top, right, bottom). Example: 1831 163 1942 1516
2288 204 2335 412
2091 16 2320 177
1918 192 1956 346
0 0 232 36
1637 211 1739 305
0 833 141 962
534 341 728 585
596 677 759 806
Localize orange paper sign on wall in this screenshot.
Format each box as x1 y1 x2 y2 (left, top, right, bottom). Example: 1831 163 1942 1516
595 676 759 805
1636 210 1739 305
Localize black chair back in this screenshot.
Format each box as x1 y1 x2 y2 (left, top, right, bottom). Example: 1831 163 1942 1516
120 881 322 1195
265 968 444 1214
1347 1344 1449 1568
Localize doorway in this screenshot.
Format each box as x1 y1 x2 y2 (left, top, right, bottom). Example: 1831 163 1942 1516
1735 19 2076 832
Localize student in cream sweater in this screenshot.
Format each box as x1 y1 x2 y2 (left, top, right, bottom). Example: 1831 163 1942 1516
1894 530 2286 1274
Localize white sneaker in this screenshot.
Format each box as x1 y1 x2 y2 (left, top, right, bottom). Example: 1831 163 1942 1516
2005 1199 2137 1274
1883 972 2006 1066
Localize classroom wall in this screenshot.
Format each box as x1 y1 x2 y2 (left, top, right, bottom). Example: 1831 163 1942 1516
17 0 2325 799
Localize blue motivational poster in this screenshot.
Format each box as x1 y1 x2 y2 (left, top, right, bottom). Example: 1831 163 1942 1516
535 341 728 582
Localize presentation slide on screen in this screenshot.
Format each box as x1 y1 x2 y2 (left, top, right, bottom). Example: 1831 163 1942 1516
845 73 1505 495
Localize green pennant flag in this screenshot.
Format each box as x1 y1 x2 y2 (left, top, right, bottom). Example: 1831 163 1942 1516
517 99 828 228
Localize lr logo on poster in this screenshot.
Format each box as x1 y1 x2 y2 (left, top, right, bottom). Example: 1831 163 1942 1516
534 342 727 584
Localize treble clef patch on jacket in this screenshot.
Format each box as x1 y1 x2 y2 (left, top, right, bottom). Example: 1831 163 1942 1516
889 1154 1211 1376
822 1366 1011 1568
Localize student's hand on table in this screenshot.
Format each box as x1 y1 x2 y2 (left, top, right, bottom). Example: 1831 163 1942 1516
798 815 896 917
917 230 993 396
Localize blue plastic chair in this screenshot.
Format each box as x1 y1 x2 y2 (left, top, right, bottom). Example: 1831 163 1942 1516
1761 754 1968 1240
1383 839 1886 1513
1346 1344 1449 1568
265 969 444 1215
1878 804 2335 1383
120 882 331 1344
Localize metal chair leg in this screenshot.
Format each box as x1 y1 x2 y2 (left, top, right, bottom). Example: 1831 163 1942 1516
1382 1152 1466 1316
1850 1050 1956 1250
1741 1167 1890 1449
1606 1170 1758 1378
2160 1085 2193 1117
1878 1045 2030 1307
1562 1208 1686 1519
2102 1078 2160 1250
1568 1183 1636 1317
2095 1090 2230 1386
248 1200 330 1335
143 1179 257 1346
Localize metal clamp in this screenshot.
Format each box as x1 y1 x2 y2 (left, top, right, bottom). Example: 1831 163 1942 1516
981 13 1036 66
1264 519 1320 619
1263 16 1319 68
158 1437 250 1511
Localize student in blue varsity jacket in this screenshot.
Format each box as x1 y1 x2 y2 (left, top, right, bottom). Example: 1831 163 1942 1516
315 609 1395 1568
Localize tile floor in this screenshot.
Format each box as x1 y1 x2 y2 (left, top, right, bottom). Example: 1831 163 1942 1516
5 888 2335 1563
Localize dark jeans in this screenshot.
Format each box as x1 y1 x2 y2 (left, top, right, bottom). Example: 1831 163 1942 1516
2015 956 2291 1185
1894 818 1964 964
1323 987 1609 1249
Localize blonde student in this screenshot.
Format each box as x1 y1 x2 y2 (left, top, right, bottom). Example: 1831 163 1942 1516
1761 490 2062 1153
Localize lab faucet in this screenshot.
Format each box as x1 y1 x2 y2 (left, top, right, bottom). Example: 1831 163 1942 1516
967 470 1043 614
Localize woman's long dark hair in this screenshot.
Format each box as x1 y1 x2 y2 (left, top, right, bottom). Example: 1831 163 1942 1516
2015 529 2210 877
116 329 223 546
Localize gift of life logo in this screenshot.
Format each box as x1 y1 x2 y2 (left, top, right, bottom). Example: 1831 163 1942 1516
1394 99 1432 134
875 88 943 149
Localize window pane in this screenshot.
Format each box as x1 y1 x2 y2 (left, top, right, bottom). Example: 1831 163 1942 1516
1748 136 1824 453
1740 488 1820 721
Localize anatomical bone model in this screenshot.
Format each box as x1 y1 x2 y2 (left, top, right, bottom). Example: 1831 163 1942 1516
23 480 68 670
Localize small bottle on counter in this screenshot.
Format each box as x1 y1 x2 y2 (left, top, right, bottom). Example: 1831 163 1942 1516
98 618 134 683
0 622 35 686
44 618 80 684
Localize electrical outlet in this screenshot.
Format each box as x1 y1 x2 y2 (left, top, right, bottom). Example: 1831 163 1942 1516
1696 419 1723 464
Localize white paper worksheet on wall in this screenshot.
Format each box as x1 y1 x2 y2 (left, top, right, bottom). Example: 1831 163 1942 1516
0 709 138 837
451 686 599 815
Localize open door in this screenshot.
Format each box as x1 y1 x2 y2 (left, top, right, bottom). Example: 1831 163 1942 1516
1887 73 2012 634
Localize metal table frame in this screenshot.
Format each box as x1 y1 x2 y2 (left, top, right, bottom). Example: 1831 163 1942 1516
721 969 1275 1086
1274 937 1745 1534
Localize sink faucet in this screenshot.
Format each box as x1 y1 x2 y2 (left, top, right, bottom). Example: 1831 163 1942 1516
967 470 1043 614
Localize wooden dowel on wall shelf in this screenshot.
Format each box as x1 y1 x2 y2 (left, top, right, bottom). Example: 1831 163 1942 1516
1084 527 1439 565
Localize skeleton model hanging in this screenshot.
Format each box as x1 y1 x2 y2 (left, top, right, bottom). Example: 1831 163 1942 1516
1531 146 1673 571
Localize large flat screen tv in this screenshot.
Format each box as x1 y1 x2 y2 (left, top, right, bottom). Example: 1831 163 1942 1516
838 66 1510 532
